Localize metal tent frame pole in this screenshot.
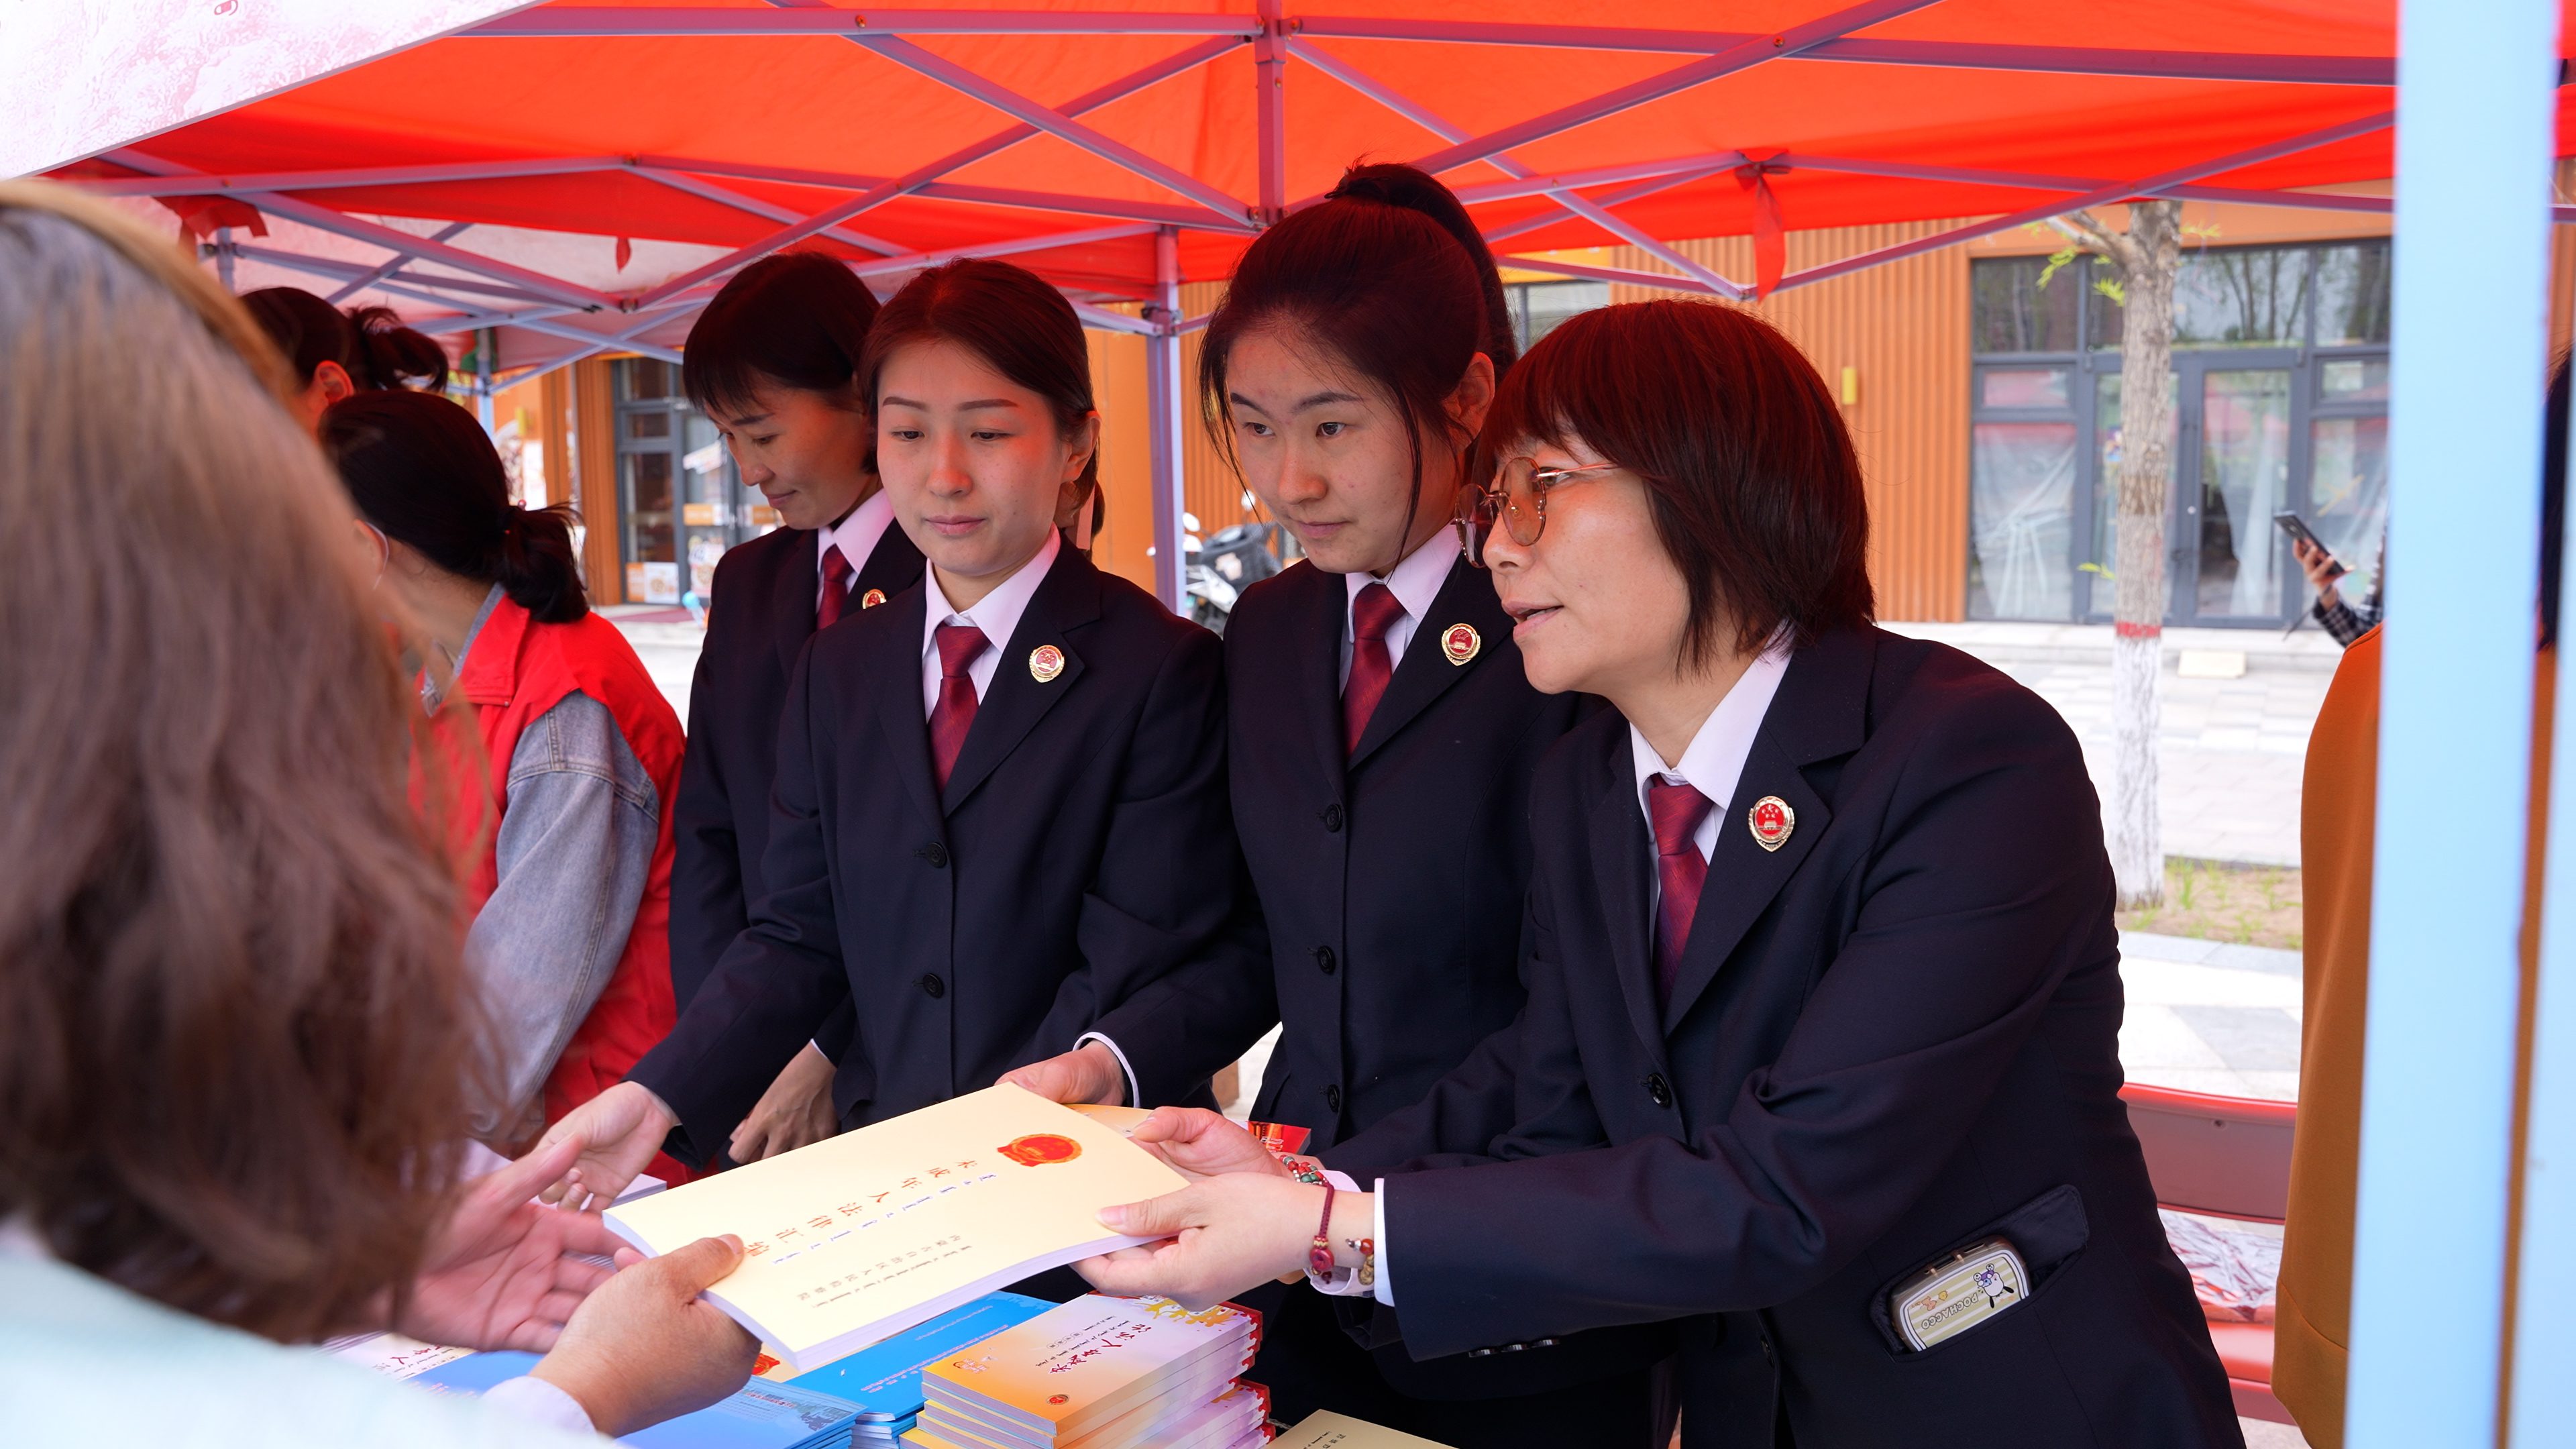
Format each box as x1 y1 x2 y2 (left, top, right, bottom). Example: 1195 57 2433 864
1146 226 1187 613
2351 1 2557 1442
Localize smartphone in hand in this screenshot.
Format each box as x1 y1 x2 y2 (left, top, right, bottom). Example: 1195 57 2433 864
2273 511 2348 582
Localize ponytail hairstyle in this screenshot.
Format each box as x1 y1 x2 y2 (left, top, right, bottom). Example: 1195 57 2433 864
323 389 588 624
240 288 449 391
1198 162 1516 541
684 250 881 417
860 258 1099 506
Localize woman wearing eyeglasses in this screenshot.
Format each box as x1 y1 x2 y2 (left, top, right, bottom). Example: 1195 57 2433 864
1007 164 1657 1443
1079 299 2242 1448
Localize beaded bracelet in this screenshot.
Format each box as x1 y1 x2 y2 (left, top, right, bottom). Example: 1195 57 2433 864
1346 1234 1377 1290
1279 1153 1328 1187
1308 1186 1337 1281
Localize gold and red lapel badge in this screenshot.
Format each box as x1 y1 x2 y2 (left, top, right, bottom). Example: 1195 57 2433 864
860 588 887 609
1748 796 1795 852
1028 644 1066 682
1440 623 1481 665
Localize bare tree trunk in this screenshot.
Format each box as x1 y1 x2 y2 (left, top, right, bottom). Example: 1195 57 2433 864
2104 201 2181 909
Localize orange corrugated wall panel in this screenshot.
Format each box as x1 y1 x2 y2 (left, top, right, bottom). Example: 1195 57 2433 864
1606 221 1972 623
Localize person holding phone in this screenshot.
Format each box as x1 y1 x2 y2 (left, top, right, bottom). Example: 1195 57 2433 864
1076 299 2240 1448
529 259 1256 1215
668 253 924 1165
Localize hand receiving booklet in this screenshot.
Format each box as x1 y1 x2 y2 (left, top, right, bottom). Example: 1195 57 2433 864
604 1084 1187 1373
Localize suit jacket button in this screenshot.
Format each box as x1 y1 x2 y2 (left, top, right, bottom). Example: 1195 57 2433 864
920 973 946 1000
919 841 949 868
1320 802 1344 833
1645 1073 1672 1107
1323 1083 1342 1113
1313 946 1337 976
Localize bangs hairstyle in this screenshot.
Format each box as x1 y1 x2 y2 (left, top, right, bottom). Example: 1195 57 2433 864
1199 163 1516 513
685 250 882 419
861 257 1099 502
0 181 490 1343
1488 299 1874 660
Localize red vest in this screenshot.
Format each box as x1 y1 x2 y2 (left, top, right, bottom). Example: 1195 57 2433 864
450 597 689 1171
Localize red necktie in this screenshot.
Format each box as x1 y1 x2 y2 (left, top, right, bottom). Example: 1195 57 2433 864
927 623 988 790
1648 778 1714 1010
817 543 853 629
1342 582 1405 753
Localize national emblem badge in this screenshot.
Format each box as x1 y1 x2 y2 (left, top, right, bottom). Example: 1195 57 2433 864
1748 796 1795 852
1440 622 1481 666
860 588 887 609
1028 644 1066 682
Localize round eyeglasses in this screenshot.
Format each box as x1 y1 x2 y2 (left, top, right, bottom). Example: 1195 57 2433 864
1454 457 1622 568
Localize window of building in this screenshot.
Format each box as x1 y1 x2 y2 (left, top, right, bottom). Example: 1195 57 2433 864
1505 280 1608 352
612 358 766 606
1967 238 2390 627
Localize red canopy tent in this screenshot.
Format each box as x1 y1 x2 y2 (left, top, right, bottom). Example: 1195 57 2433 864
42 0 2502 602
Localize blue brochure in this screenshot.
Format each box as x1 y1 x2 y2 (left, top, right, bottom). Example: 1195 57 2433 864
784 1291 1052 1424
409 1350 863 1449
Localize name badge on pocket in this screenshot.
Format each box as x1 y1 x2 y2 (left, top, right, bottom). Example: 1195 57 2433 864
1890 1236 2029 1350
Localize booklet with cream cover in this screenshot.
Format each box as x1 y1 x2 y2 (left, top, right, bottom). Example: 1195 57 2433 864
604 1085 1188 1374
1275 1411 1459 1449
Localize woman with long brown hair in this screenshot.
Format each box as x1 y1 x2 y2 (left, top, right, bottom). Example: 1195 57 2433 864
0 181 753 1444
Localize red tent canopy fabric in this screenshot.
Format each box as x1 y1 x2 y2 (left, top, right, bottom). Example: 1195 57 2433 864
48 0 2555 372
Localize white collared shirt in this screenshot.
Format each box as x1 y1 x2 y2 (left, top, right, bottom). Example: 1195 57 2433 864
918 527 1061 717
1338 532 1458 688
1627 637 1794 883
814 488 898 611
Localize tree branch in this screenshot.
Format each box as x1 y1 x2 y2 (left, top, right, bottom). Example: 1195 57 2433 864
2048 207 2135 274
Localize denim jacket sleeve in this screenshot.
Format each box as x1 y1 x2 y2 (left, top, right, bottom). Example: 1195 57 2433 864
466 690 659 1128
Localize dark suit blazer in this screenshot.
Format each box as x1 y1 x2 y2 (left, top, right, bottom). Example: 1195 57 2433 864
1109 555 1591 1151
667 519 922 1010
1335 627 2241 1448
633 545 1255 1163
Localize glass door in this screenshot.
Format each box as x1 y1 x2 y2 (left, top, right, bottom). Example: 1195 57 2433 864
2178 360 2298 624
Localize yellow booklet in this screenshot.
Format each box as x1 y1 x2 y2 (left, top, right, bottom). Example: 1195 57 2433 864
1273 1411 1459 1449
604 1084 1187 1373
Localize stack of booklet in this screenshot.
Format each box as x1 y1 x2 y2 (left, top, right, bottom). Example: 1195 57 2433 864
904 1294 1268 1449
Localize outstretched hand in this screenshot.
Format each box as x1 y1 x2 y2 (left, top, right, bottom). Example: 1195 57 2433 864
1077 1174 1355 1311
528 1080 680 1212
396 1135 639 1353
532 1234 760 1438
1122 1107 1297 1183
997 1042 1128 1107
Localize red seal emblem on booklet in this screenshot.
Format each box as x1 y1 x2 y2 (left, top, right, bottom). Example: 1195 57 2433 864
998 1133 1083 1166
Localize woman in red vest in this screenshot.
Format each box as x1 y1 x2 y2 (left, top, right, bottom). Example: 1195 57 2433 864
325 389 690 1181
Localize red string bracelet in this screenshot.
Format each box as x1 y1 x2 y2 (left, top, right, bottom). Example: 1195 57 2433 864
1308 1185 1336 1281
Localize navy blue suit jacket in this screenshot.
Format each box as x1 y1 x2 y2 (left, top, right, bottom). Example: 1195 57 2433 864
1333 627 2241 1448
1109 553 1591 1147
633 544 1256 1163
667 519 922 1010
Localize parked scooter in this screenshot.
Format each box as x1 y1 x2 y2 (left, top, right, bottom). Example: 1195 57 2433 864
1183 513 1283 635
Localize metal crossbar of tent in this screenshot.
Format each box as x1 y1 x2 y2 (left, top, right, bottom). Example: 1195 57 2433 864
22 3 2576 1438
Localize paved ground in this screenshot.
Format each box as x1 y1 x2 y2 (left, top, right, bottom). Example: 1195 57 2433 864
1882 621 2343 869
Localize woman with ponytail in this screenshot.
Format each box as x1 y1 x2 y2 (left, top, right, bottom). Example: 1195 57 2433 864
1012 163 1660 1443
324 389 692 1184
242 287 451 432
